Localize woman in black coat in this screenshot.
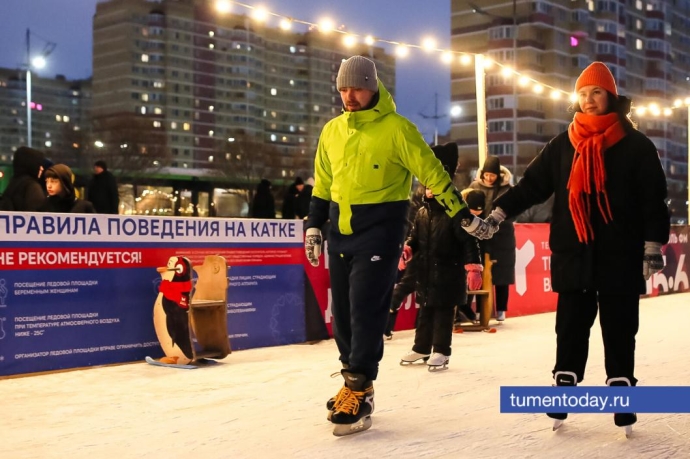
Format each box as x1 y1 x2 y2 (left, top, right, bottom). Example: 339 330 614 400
469 156 516 321
486 62 670 432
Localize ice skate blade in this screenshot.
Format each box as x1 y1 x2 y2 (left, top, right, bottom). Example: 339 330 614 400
623 425 633 438
552 419 564 431
427 364 449 372
400 358 428 366
332 416 372 436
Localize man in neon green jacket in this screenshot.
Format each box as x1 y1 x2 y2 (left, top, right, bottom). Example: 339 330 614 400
304 55 495 436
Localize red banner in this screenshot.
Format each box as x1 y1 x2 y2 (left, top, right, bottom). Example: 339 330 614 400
305 225 690 336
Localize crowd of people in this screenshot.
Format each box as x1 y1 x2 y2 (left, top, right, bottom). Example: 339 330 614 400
0 148 119 215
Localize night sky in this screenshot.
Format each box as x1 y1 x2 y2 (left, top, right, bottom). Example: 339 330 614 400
0 0 453 141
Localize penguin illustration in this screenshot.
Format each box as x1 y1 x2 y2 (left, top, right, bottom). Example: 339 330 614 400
153 256 194 364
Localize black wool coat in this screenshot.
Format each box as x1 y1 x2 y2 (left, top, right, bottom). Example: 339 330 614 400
470 167 516 286
494 129 670 294
406 198 481 309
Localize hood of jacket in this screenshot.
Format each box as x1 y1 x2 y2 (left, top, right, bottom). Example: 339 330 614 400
12 146 45 179
47 164 76 201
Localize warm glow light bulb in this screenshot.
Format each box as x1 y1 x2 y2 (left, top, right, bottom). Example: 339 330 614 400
279 18 292 31
460 55 472 65
215 0 231 14
550 90 561 100
343 35 356 48
421 37 437 52
318 18 335 33
364 35 375 46
395 45 409 57
251 7 268 22
441 52 453 64
518 76 530 87
533 84 544 94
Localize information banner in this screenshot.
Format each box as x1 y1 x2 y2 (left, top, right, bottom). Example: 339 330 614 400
0 212 305 376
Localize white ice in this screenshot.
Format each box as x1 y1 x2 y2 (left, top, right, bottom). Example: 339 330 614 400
3 293 690 459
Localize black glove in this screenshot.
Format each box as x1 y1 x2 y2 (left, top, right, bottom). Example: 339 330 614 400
642 241 664 280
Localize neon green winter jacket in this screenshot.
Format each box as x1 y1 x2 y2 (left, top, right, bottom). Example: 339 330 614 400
305 80 467 255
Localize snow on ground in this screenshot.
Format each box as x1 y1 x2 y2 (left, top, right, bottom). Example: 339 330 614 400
3 293 690 459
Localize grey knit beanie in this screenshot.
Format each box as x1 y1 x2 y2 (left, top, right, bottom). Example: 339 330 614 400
336 56 378 92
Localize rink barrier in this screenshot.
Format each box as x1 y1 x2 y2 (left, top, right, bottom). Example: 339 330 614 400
0 213 687 377
303 224 690 339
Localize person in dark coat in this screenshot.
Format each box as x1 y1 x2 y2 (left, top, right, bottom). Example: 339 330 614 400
469 155 516 321
399 183 482 370
397 142 482 370
251 179 276 218
87 160 119 214
294 178 313 220
484 62 670 432
41 164 95 214
0 146 46 212
281 179 300 219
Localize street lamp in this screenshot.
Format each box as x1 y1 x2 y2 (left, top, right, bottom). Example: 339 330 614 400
419 92 448 146
24 28 56 148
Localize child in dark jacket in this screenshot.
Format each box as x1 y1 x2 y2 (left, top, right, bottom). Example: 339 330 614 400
41 164 95 214
399 186 482 371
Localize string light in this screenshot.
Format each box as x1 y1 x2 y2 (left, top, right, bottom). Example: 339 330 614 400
220 0 690 117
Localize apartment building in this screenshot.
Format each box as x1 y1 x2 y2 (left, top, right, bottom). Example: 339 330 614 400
0 68 91 166
92 0 395 183
451 0 690 221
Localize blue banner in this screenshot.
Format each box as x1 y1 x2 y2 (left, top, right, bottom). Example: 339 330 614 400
0 212 305 376
500 386 690 413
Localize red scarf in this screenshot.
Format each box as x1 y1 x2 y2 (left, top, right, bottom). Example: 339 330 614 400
567 112 626 244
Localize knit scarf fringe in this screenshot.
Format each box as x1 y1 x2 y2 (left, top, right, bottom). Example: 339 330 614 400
567 112 626 244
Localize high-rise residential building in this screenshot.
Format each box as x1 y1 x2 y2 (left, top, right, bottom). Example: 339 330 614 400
92 0 395 184
0 68 91 166
451 0 690 221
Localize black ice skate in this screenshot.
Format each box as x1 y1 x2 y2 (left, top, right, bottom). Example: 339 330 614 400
330 371 374 437
547 371 577 430
426 352 449 372
607 377 637 438
400 350 430 365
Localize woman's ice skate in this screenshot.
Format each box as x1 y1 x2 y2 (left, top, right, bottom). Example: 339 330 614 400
426 352 449 372
400 350 430 365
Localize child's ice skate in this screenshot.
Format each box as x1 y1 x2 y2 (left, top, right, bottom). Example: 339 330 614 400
426 352 449 372
608 377 637 438
400 350 430 365
330 371 374 436
547 371 577 430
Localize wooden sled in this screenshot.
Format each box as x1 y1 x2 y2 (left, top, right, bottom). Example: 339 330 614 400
189 255 231 360
455 253 499 333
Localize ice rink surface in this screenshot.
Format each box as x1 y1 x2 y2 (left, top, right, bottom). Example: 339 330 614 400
3 293 689 459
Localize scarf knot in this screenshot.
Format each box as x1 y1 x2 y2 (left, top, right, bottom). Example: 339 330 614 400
566 112 626 244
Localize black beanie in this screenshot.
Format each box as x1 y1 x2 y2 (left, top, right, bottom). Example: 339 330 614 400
465 189 485 211
431 142 459 177
482 156 501 176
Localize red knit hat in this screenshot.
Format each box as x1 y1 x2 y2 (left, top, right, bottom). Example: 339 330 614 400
575 62 617 96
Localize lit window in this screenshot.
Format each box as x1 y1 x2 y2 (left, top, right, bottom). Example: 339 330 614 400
209 31 215 37
183 123 190 131
209 105 214 111
270 88 277 96
153 121 162 128
636 39 643 50
141 54 149 62
171 122 178 129
55 115 61 122
142 94 149 102
209 43 215 49
63 115 69 122
154 107 162 114
141 106 147 114
209 130 214 136
45 141 52 148
270 134 277 141
208 155 214 162
289 80 295 86
313 105 320 112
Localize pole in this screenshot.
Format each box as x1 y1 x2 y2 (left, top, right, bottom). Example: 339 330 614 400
419 92 445 146
687 106 689 222
26 28 32 148
512 0 517 177
475 54 488 168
